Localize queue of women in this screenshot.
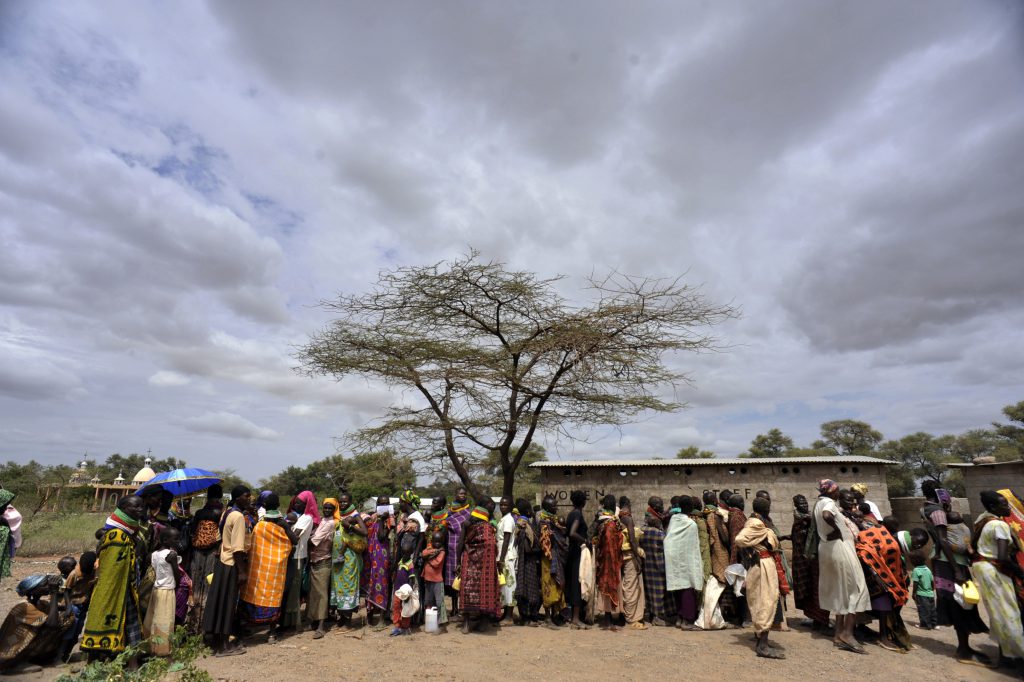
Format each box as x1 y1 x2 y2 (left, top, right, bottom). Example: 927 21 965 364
2 479 1024 674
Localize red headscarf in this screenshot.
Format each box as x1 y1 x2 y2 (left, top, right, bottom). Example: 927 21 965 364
293 490 321 525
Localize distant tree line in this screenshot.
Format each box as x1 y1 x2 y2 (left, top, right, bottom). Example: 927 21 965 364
673 400 1024 497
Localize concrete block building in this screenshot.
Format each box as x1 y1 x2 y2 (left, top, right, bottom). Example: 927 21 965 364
531 456 894 533
947 459 1024 518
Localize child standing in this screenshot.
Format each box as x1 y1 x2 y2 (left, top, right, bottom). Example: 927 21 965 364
391 535 418 636
910 555 937 629
421 529 449 632
144 527 180 656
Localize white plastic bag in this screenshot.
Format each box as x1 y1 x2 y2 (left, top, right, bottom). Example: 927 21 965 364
725 563 747 597
695 575 726 630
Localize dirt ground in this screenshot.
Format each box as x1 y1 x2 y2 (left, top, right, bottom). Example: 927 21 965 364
2 557 1018 682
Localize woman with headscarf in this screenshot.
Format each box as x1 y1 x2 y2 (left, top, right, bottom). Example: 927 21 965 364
972 490 1024 667
361 495 394 627
457 504 501 632
240 493 296 643
280 490 320 635
0 574 74 673
814 480 870 654
81 494 147 667
302 498 337 639
328 493 367 632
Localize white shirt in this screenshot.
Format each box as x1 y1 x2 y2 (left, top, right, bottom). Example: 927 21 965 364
293 514 314 561
497 513 518 562
3 507 22 549
152 548 176 589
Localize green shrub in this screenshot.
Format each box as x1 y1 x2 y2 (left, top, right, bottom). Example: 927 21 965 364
19 513 107 557
57 627 211 682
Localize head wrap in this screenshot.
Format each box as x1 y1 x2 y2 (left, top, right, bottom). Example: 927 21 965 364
400 490 421 509
256 490 273 509
818 479 839 495
0 488 15 509
323 497 343 522
230 485 250 503
16 574 48 597
851 483 868 496
103 507 142 534
293 490 321 524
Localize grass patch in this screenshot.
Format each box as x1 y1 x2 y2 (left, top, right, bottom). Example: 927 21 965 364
19 512 107 557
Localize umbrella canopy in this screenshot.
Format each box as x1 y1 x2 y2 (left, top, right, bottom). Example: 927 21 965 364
136 468 222 498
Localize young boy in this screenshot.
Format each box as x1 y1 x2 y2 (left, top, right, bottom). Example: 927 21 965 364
58 555 92 661
421 529 449 633
910 555 937 629
391 534 418 636
144 527 180 656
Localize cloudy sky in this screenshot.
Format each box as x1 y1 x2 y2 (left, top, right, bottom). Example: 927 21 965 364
1 1 1022 481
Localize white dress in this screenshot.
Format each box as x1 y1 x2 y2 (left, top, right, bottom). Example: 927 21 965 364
814 496 870 615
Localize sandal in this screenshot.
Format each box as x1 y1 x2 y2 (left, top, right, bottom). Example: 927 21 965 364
834 640 867 655
957 651 996 668
756 649 786 660
628 622 649 630
215 646 246 658
312 630 325 639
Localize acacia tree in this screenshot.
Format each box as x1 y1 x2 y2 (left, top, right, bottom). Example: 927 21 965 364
297 251 736 500
742 428 795 458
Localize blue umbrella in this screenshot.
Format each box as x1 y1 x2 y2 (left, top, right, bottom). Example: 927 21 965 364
136 467 222 497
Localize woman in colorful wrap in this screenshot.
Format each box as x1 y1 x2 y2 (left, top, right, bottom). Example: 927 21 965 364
920 480 990 667
855 518 912 652
362 495 394 627
457 504 501 633
972 491 1024 670
734 496 785 660
81 495 146 668
0 574 74 673
538 494 569 626
592 494 624 631
513 499 542 625
330 493 368 631
445 487 472 619
240 493 297 643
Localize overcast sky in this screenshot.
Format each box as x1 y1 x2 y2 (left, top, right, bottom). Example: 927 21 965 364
1 1 1022 482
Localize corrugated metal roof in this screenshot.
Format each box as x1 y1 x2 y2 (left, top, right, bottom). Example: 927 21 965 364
530 456 895 468
947 460 1023 468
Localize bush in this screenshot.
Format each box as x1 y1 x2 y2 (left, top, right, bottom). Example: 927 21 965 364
57 627 211 682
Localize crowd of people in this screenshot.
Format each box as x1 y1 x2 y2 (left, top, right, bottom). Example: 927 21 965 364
2 479 1024 674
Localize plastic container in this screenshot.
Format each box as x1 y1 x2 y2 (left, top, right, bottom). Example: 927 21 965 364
424 607 439 633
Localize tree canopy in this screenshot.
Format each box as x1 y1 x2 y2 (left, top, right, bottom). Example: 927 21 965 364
297 251 737 499
741 428 795 458
259 450 416 505
676 445 715 459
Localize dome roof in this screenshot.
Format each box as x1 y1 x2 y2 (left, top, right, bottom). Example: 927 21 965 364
132 457 156 485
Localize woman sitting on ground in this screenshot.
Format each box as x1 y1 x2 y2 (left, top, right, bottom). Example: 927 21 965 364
0 574 75 674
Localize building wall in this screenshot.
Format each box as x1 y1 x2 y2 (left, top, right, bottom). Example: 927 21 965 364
538 462 891 534
955 462 1024 518
890 496 970 531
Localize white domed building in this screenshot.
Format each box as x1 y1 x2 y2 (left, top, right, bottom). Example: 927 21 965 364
131 457 157 488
